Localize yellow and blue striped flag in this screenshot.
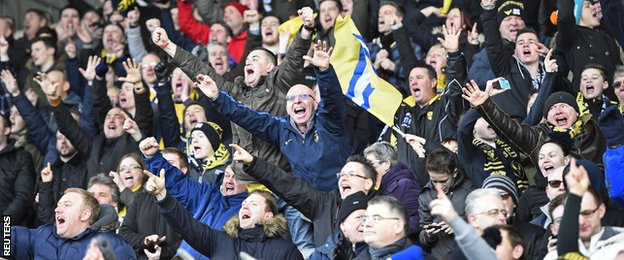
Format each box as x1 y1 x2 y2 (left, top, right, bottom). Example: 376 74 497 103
330 15 403 126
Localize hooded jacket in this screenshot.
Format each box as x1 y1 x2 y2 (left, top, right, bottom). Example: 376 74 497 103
170 29 311 174
11 204 136 259
379 163 421 235
418 170 473 259
146 152 247 259
157 193 302 259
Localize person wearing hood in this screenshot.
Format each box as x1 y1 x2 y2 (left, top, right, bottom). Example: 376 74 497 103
10 188 135 259
142 168 302 260
418 148 473 259
140 137 248 260
363 141 420 237
309 191 369 260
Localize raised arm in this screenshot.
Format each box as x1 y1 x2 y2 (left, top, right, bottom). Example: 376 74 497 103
481 0 511 77
176 0 211 44
463 80 544 155
231 144 329 219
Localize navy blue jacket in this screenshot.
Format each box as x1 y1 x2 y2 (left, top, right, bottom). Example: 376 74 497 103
146 152 247 259
11 224 135 259
209 65 352 192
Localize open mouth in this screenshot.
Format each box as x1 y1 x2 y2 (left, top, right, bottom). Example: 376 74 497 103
175 83 183 91
214 61 224 70
246 68 255 75
56 216 65 225
341 183 352 194
294 107 306 115
543 164 555 173
585 84 595 94
265 30 273 37
555 116 568 126
241 213 251 220
193 145 202 153
224 184 234 193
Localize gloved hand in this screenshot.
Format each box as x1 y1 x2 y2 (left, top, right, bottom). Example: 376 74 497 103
598 105 624 147
154 62 169 83
95 61 109 78
333 234 354 260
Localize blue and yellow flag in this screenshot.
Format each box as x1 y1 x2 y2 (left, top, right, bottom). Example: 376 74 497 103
330 15 402 126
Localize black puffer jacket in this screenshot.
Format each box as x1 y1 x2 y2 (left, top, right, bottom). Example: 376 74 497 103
157 193 303 260
418 170 473 259
0 141 35 226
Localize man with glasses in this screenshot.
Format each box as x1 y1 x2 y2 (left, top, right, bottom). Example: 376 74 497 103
230 144 376 249
532 167 567 229
483 175 548 259
359 195 424 259
195 41 351 192
544 161 624 259
418 148 473 259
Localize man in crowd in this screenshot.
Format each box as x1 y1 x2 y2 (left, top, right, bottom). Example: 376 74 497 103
10 188 135 258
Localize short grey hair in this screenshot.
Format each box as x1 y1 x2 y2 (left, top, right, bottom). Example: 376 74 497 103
206 41 228 52
465 188 502 216
363 141 399 168
88 173 120 203
614 65 624 83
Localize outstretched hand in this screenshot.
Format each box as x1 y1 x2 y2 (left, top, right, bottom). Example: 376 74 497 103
195 74 219 100
303 40 333 71
1 70 19 96
230 144 254 164
144 168 167 200
462 80 492 107
437 24 460 52
79 55 103 82
34 72 60 99
118 58 142 84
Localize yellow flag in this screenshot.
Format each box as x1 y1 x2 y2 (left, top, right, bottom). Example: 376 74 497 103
278 14 318 45
330 15 402 126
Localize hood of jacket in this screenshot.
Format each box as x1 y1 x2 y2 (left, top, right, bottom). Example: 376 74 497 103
223 214 289 240
89 204 120 233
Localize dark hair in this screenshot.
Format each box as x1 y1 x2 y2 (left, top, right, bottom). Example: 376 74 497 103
515 27 538 42
249 189 279 215
162 147 189 170
380 1 406 19
426 148 457 174
261 14 283 25
25 9 49 24
346 154 377 187
369 195 409 234
319 0 343 12
412 64 438 80
581 64 607 80
0 113 10 130
251 47 277 66
495 225 526 260
540 139 571 157
59 5 81 18
210 21 234 37
116 153 148 186
88 173 121 204
33 26 58 47
450 6 473 29
548 192 568 217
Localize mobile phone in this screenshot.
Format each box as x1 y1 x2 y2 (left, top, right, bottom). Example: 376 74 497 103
427 224 442 230
498 79 511 90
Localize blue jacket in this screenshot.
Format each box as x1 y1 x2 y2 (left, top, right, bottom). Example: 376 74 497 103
209 65 352 192
604 146 624 208
11 224 135 259
146 152 247 260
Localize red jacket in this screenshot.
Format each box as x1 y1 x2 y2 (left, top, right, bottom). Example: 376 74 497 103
177 0 247 64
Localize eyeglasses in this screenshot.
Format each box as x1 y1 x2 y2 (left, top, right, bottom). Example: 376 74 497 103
337 172 368 179
579 207 600 218
361 215 400 224
368 160 385 166
141 62 158 69
286 94 315 102
548 180 563 189
475 208 508 218
119 164 142 172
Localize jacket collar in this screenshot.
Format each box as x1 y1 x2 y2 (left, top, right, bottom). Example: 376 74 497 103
223 214 289 240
